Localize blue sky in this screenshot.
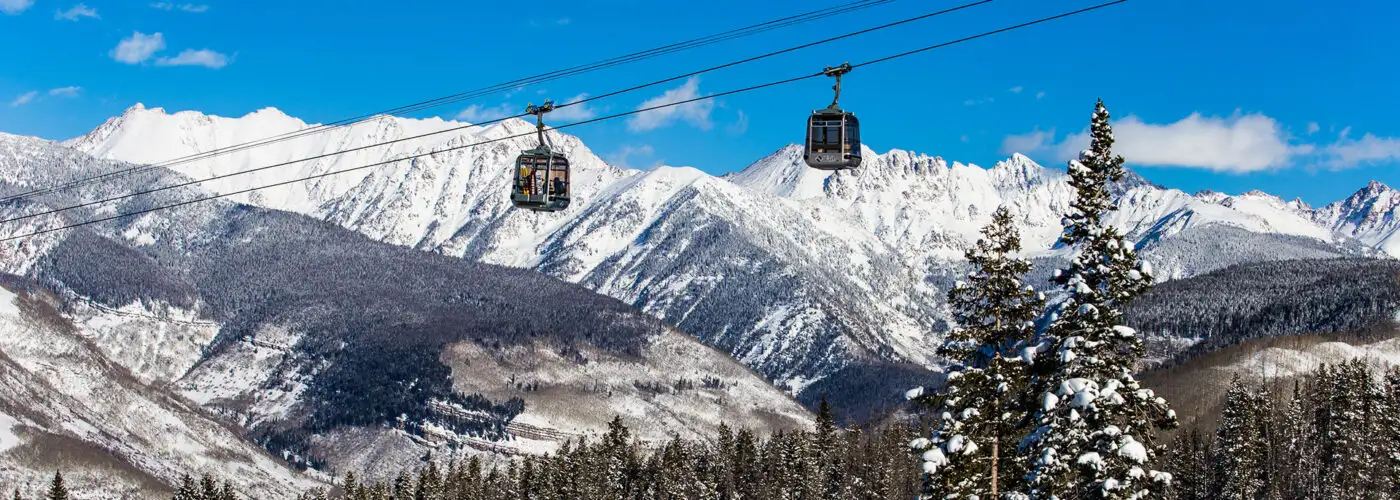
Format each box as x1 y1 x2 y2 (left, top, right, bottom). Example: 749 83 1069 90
1 0 1397 206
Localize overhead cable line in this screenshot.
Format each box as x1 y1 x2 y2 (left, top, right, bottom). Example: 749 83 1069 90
0 0 995 226
0 0 1127 243
0 0 899 206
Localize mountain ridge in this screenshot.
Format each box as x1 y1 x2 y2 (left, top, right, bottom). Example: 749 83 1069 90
51 104 1400 393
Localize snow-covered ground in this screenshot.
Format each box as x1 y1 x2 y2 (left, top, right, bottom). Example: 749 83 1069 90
0 283 325 499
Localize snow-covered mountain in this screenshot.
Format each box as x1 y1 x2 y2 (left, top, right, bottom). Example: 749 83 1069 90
0 132 811 495
63 104 1396 399
1313 180 1400 255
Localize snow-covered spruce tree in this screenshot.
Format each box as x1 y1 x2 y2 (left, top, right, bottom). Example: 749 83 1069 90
1213 375 1268 500
1274 381 1317 500
1163 429 1212 500
1382 368 1400 497
1317 359 1383 498
1022 99 1177 500
910 206 1044 499
45 472 68 500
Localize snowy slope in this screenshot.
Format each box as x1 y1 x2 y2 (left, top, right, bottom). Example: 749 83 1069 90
62 105 1395 396
0 133 812 484
0 281 324 499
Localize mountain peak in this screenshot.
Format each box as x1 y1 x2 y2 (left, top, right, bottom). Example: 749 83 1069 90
242 107 291 120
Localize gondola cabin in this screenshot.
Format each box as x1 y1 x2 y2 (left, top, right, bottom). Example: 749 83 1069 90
804 108 861 170
511 146 570 212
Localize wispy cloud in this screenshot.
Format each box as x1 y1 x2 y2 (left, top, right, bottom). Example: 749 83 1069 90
628 77 714 132
8 86 82 107
726 110 749 135
156 48 229 68
111 31 166 64
0 0 33 15
48 86 81 98
999 128 1057 156
1008 86 1023 94
964 97 995 106
151 2 208 12
526 17 571 27
455 103 516 123
9 91 38 107
1306 122 1320 135
607 144 657 169
1320 133 1400 169
1035 91 1046 99
55 3 98 20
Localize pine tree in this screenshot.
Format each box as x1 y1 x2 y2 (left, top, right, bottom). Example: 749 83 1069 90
174 474 199 500
198 474 218 500
218 481 236 500
1382 368 1400 498
1213 375 1268 500
1274 381 1315 500
44 472 67 500
1023 99 1177 500
813 397 847 499
601 416 636 499
911 205 1043 499
1164 429 1212 500
733 428 761 500
341 471 359 500
1319 360 1380 498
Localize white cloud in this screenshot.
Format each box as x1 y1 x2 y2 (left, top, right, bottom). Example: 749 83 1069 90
9 90 38 107
1339 126 1352 140
726 110 749 135
155 48 229 68
151 2 207 12
627 77 714 132
964 97 995 106
1035 91 1046 99
999 128 1056 156
47 86 81 98
1005 112 1311 173
607 144 656 169
1320 134 1400 169
1 0 33 15
960 135 970 143
111 32 166 64
1306 122 1320 135
455 103 515 123
1009 86 1023 94
550 94 598 121
55 3 98 20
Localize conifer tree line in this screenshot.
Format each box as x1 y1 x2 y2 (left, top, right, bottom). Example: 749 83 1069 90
909 99 1177 499
293 410 922 500
8 408 924 499
1167 360 1400 500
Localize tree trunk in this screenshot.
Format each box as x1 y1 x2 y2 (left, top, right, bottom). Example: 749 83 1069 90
992 441 999 497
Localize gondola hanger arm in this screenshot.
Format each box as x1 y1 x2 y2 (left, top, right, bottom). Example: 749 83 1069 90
822 63 852 109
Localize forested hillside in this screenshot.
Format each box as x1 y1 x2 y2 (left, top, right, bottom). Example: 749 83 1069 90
1126 257 1400 366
